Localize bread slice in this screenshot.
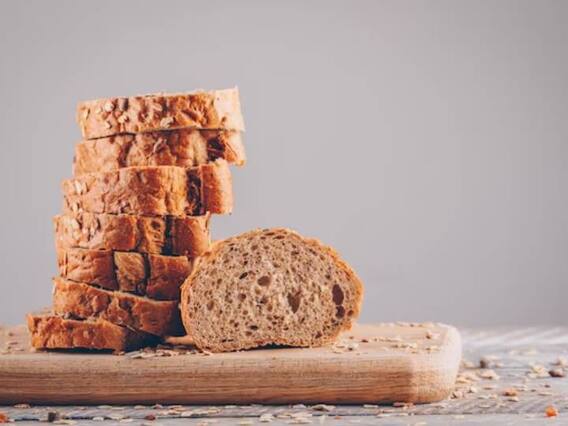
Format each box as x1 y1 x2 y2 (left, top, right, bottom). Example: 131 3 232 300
73 129 245 176
57 247 191 301
27 313 156 352
62 159 232 217
77 88 244 139
54 212 210 257
52 277 183 336
180 228 364 352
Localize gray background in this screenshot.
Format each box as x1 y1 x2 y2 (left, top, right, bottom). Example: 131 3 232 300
0 0 566 326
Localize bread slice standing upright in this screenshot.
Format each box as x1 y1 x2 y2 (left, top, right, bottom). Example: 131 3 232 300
180 228 364 352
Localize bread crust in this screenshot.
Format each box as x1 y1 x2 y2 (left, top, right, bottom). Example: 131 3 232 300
77 88 244 139
73 129 245 176
52 277 183 336
27 313 155 352
57 247 192 301
180 228 364 352
62 160 233 216
54 212 210 257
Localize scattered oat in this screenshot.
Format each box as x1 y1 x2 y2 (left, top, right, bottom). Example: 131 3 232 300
311 404 334 412
238 421 254 426
47 411 60 422
479 369 500 380
259 413 274 422
363 404 378 408
144 414 156 421
549 368 565 378
92 417 104 422
545 405 558 417
13 403 31 408
502 388 518 397
554 356 568 367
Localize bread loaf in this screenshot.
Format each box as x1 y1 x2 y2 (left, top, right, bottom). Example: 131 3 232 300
62 160 232 217
180 228 363 352
57 247 191 301
27 313 156 352
77 88 244 139
73 129 245 176
52 277 183 336
54 212 210 257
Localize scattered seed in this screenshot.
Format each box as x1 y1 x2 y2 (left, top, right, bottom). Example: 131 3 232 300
549 368 565 378
545 405 558 417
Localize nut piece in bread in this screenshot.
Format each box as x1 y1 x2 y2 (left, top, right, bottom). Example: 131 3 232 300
180 228 364 352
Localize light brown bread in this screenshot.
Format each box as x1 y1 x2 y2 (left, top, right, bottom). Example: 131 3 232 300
27 313 155 352
73 129 246 176
180 228 364 352
52 277 183 336
62 160 232 217
57 247 192 301
77 88 244 139
54 212 210 257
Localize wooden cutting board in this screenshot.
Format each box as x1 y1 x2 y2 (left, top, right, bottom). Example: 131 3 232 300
0 323 461 405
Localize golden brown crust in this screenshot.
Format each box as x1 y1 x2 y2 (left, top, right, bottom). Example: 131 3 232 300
62 160 233 217
56 247 192 301
73 129 246 176
77 88 244 139
180 228 364 352
54 212 211 257
52 277 183 336
27 314 155 352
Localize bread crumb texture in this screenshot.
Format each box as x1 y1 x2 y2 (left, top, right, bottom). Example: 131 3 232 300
181 228 364 352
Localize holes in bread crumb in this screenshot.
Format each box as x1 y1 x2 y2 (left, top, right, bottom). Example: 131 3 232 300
257 275 271 287
251 245 258 251
249 325 258 330
336 306 345 318
287 290 302 313
239 272 249 280
332 285 344 305
206 300 214 311
291 250 300 256
239 293 246 301
315 331 322 339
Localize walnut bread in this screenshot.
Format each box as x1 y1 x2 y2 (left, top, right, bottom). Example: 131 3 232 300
62 159 232 216
52 277 184 336
54 212 210 257
180 228 364 352
73 129 245 176
77 88 245 139
28 313 156 352
57 247 192 301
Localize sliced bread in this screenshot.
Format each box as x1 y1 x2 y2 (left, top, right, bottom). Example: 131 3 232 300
77 88 244 139
73 129 245 176
62 159 232 217
57 247 191 301
27 313 156 352
180 228 364 352
54 212 210 257
52 277 183 336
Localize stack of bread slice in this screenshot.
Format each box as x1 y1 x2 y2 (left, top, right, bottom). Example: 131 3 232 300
28 88 246 352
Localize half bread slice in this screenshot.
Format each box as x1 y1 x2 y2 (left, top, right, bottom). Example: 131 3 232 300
54 212 210 257
52 277 183 336
27 313 156 352
62 160 232 217
57 247 191 301
180 228 363 352
77 88 244 139
73 129 245 176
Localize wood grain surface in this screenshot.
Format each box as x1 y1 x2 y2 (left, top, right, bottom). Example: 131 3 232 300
0 323 461 405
